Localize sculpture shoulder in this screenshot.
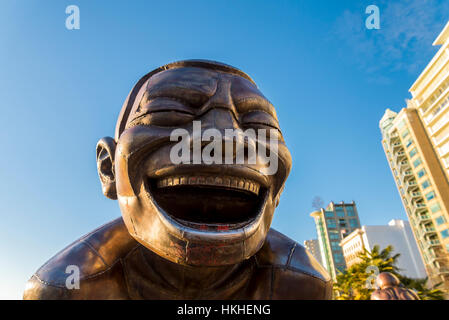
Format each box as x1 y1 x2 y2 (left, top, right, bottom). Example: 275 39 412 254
253 228 332 299
23 218 139 300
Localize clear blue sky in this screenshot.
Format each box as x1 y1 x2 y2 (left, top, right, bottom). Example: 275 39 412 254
1 0 448 299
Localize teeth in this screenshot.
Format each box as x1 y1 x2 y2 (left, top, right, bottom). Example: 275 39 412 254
156 175 260 195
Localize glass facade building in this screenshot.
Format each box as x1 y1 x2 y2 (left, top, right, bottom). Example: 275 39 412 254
310 201 361 281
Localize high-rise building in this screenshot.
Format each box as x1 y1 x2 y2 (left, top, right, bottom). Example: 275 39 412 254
380 22 449 292
340 219 426 279
310 201 361 280
408 21 449 182
304 239 323 266
380 108 449 291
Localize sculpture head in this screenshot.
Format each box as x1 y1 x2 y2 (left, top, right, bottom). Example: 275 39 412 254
376 272 401 289
96 60 292 267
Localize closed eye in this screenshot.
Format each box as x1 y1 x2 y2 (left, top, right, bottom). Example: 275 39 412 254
240 110 280 130
137 97 195 115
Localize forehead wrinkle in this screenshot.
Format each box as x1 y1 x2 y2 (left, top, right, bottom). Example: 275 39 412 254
147 67 218 90
146 84 213 101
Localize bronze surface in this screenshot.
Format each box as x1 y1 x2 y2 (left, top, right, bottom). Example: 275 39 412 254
24 60 332 299
371 272 420 300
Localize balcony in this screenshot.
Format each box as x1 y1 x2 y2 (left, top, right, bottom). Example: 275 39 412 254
431 266 449 275
423 239 441 251
418 226 437 240
409 191 423 204
389 133 400 146
399 160 411 172
401 170 414 181
405 190 422 204
406 180 419 192
394 151 406 164
437 267 449 274
426 249 447 263
392 142 402 152
416 213 431 224
412 203 427 216
422 226 436 235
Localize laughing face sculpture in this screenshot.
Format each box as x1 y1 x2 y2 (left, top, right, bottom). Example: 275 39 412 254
24 60 332 299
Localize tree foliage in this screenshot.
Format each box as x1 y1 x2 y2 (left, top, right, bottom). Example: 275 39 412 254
334 245 445 300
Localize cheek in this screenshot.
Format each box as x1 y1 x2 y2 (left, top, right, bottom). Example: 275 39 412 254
143 144 176 176
115 126 173 197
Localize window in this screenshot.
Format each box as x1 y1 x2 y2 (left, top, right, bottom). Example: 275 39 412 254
402 129 409 138
413 158 422 168
436 216 446 226
325 211 334 218
406 139 413 148
329 231 339 240
426 191 436 201
417 169 426 178
422 180 430 189
440 229 449 239
409 148 417 158
334 253 344 264
349 219 358 228
430 202 441 213
327 219 337 228
339 219 346 227
336 208 345 217
346 207 355 216
331 241 340 250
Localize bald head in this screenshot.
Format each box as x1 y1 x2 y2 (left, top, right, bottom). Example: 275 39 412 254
115 60 256 140
376 272 400 289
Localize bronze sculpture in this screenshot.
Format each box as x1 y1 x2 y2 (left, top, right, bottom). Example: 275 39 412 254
371 272 420 300
23 60 332 299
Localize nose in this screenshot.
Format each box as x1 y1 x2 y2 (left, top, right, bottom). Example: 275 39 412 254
199 108 239 134
199 77 238 124
195 109 242 162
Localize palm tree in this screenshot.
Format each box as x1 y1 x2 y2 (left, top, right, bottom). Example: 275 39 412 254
334 245 401 300
399 276 445 300
334 245 446 300
334 270 356 300
357 245 401 275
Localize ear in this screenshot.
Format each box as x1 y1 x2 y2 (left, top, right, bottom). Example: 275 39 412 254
96 137 117 200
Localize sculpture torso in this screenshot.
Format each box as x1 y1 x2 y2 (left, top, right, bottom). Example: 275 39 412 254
24 218 332 300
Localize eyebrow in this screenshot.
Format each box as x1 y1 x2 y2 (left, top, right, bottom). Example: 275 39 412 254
234 96 277 119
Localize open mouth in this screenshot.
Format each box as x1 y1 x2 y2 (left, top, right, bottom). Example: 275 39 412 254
148 174 267 230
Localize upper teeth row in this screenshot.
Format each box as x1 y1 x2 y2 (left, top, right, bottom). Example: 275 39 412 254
156 175 260 195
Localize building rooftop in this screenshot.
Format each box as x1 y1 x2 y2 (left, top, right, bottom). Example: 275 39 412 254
410 21 449 94
379 108 398 128
433 21 449 46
